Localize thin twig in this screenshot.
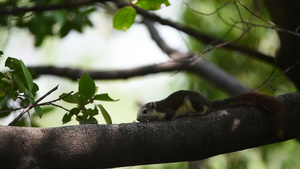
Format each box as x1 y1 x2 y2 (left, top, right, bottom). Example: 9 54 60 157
184 1 232 16
255 62 278 91
268 60 300 90
236 0 300 38
0 107 24 114
8 85 60 126
0 87 23 97
8 105 33 126
47 103 70 112
36 85 59 103
233 0 247 31
217 13 244 31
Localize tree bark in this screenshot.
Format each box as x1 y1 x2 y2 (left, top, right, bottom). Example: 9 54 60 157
0 92 299 169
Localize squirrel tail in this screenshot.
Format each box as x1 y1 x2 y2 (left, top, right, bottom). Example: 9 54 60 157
255 93 285 138
212 92 285 138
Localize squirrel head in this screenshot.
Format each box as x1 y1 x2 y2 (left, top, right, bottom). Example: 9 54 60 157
137 102 158 122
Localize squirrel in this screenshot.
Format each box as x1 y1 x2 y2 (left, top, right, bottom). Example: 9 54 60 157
137 90 285 138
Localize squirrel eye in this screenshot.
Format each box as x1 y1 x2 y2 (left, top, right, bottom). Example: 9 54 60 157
143 109 148 114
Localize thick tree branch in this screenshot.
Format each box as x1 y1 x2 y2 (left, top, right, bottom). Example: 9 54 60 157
0 92 299 169
29 57 252 95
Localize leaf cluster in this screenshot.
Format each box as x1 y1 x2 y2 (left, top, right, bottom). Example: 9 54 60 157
0 0 95 46
61 73 118 125
0 56 41 118
113 0 170 31
0 0 171 44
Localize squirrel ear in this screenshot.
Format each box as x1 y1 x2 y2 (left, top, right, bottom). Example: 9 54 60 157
150 102 157 109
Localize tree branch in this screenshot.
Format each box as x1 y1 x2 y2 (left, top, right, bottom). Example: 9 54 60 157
123 1 276 64
143 19 252 95
8 85 59 126
29 62 185 80
29 56 252 95
0 0 275 64
0 92 299 169
0 0 101 16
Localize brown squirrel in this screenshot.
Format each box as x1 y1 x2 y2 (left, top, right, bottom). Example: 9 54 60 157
137 90 285 138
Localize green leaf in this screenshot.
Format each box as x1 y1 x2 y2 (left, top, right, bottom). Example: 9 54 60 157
31 83 39 94
0 51 3 57
73 92 88 107
88 116 98 124
70 107 81 115
34 106 43 118
0 90 5 97
78 73 95 99
14 75 26 93
78 111 88 120
0 77 12 97
60 22 72 37
113 6 136 31
20 60 33 92
0 77 12 87
61 93 77 103
79 116 98 124
40 106 55 115
79 118 97 124
93 93 119 101
98 104 112 124
135 0 170 10
86 106 99 116
5 57 20 69
62 112 73 124
0 72 5 79
8 91 18 101
61 92 88 107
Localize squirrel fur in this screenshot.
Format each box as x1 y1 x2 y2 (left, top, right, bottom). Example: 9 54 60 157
137 90 285 138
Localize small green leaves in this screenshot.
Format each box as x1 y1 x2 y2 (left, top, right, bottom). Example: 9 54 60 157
98 104 112 124
62 112 73 124
5 57 20 69
78 72 96 99
34 106 43 118
60 93 77 103
135 0 170 10
113 1 170 31
61 73 118 125
4 57 36 96
113 6 136 31
94 93 119 101
1 57 41 124
3 57 38 99
20 60 33 92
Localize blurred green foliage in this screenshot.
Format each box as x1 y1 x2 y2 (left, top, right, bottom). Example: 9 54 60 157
0 0 95 46
182 0 296 96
